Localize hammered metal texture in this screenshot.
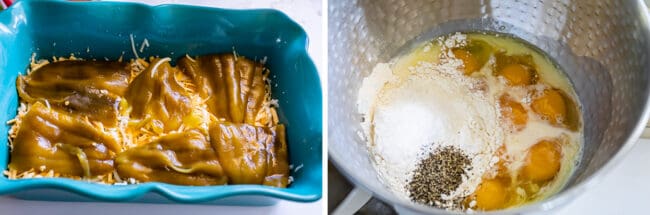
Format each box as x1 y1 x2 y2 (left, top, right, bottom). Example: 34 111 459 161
328 0 650 214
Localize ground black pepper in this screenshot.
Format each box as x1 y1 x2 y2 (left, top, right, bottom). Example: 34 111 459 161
407 146 471 209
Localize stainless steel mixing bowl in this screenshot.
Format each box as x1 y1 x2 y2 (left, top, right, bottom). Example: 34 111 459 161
328 0 650 214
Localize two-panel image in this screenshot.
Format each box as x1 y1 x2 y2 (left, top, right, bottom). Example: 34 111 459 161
0 0 648 214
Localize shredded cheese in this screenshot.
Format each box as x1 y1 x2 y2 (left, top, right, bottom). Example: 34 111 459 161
139 38 149 53
129 34 139 59
6 53 280 185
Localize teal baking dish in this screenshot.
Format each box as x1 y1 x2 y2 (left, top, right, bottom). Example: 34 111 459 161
0 0 322 205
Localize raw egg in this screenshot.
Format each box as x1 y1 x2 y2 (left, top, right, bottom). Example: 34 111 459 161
473 178 508 210
531 89 567 126
499 95 528 130
452 49 479 75
499 63 534 86
520 139 562 183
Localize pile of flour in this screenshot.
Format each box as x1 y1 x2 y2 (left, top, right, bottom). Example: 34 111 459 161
357 33 505 206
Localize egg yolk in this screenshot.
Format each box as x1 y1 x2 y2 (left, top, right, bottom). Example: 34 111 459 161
499 63 534 86
474 179 508 210
531 89 567 126
452 49 479 75
520 140 562 183
499 95 528 130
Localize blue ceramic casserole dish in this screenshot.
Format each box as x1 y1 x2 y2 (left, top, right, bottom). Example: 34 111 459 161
0 0 322 205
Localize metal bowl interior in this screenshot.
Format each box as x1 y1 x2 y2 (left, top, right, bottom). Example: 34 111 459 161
328 0 650 214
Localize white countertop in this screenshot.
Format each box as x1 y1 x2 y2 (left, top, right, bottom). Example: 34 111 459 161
0 1 323 215
554 138 650 215
0 196 321 215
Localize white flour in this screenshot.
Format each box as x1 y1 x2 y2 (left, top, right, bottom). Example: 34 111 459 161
358 34 505 202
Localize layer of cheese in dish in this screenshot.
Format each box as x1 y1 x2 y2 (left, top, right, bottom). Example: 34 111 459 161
7 54 289 187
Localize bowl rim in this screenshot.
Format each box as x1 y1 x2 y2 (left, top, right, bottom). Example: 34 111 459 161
0 0 323 203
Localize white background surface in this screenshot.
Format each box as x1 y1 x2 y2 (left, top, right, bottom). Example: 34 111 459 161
0 0 324 215
554 139 650 215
